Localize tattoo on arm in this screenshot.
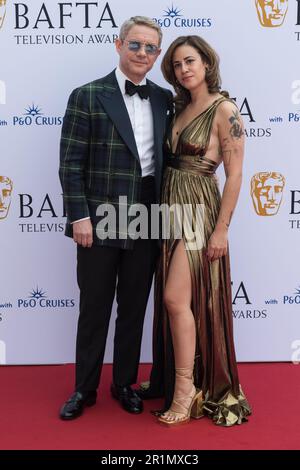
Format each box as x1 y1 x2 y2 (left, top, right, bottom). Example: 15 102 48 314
229 111 244 140
221 138 233 168
223 150 232 168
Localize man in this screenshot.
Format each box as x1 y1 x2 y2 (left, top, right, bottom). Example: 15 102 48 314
59 16 173 420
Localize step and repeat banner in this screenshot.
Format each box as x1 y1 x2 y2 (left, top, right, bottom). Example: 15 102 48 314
0 0 300 364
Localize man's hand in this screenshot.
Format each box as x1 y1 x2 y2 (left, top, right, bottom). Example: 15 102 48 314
73 219 93 248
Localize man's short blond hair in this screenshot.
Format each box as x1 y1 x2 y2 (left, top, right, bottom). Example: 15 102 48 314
119 16 162 47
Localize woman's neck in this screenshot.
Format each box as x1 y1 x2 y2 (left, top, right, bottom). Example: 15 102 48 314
189 87 220 112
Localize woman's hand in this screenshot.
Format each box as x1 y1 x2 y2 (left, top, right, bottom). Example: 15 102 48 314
207 229 228 261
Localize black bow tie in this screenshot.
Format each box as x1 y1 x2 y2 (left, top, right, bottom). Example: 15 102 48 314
125 80 149 100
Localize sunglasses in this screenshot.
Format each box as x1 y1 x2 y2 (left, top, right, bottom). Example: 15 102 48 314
123 40 159 55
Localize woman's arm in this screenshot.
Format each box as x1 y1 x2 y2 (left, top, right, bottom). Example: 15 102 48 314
207 101 245 261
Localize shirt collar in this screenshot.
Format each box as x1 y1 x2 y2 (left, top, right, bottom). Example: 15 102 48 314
115 66 147 96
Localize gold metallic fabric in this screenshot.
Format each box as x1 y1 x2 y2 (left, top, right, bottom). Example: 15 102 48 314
152 98 251 426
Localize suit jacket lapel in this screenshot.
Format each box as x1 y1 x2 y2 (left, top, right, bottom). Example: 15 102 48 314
96 71 139 161
149 81 165 168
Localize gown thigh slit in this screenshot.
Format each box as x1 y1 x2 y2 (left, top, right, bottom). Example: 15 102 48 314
152 97 251 426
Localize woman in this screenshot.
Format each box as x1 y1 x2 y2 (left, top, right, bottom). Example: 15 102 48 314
145 36 251 427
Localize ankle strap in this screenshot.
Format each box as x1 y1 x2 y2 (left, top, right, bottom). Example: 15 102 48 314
175 366 194 379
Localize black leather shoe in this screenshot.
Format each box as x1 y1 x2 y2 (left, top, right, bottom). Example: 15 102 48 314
135 387 163 400
59 391 97 420
110 384 143 414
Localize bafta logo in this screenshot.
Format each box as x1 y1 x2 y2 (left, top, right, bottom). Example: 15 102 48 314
251 172 285 216
0 175 13 220
255 0 288 27
0 0 7 30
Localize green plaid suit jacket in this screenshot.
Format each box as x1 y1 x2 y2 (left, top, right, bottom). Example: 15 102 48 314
59 70 173 249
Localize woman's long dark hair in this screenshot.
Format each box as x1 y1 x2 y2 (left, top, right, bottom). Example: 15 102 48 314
161 35 229 113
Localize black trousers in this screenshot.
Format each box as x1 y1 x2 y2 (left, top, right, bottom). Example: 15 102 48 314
75 177 158 392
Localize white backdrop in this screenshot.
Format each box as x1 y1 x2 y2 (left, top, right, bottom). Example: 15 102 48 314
0 0 300 364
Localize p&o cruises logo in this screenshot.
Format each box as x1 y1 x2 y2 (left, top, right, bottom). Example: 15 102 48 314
18 286 75 309
13 103 62 127
283 286 300 305
265 285 300 306
153 4 212 29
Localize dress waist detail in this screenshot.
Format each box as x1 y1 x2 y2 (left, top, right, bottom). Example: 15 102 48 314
166 154 218 177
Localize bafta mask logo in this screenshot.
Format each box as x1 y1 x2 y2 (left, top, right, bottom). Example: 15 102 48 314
0 175 13 220
0 0 7 30
0 80 6 104
251 172 285 216
255 0 288 28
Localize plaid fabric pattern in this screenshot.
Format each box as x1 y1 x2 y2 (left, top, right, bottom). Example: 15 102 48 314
59 70 173 248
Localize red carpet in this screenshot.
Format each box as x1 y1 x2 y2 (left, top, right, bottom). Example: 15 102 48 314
0 363 299 450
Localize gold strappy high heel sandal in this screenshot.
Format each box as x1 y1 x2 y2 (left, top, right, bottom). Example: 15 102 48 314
158 366 204 426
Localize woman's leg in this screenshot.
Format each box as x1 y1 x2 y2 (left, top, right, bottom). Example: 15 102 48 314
160 240 197 422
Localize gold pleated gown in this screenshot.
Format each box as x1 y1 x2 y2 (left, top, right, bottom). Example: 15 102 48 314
149 97 251 426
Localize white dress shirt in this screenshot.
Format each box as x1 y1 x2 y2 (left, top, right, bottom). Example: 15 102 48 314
73 67 155 224
115 66 155 177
